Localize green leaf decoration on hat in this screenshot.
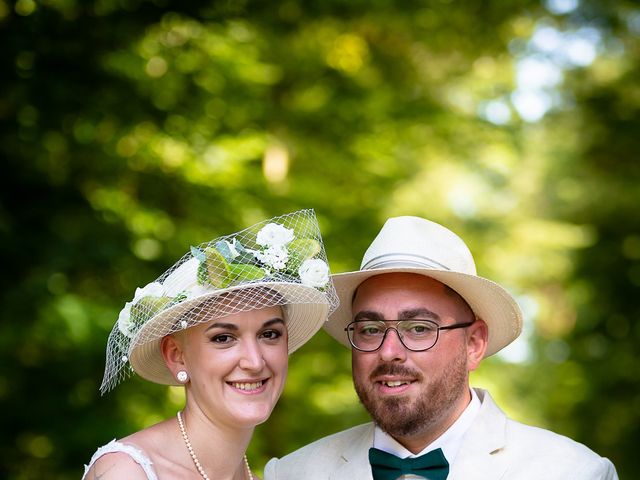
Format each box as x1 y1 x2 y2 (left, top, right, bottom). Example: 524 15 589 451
192 244 265 289
287 238 321 271
195 246 231 288
215 239 257 265
130 296 172 326
189 223 326 291
191 246 208 285
290 215 318 239
227 263 266 284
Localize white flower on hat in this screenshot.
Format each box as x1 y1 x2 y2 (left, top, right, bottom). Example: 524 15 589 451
185 284 211 299
254 244 289 270
298 258 329 288
116 282 165 338
117 301 136 338
256 223 294 247
133 282 164 301
162 258 198 297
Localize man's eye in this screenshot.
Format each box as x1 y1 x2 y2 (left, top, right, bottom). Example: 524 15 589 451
404 322 436 335
359 324 383 335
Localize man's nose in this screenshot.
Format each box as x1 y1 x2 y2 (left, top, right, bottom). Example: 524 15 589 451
377 328 408 362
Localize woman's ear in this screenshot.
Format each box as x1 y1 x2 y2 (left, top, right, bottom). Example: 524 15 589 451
466 318 488 371
160 334 186 378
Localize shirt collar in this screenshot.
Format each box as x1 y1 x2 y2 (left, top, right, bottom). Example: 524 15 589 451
373 388 481 464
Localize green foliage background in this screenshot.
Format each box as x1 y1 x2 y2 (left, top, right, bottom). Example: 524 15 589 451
1 0 639 478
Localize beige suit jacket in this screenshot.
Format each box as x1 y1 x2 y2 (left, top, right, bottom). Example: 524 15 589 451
264 389 618 480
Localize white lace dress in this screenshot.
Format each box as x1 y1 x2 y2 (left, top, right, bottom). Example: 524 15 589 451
82 439 159 480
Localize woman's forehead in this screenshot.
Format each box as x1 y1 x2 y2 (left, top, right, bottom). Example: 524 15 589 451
187 289 285 321
199 304 285 326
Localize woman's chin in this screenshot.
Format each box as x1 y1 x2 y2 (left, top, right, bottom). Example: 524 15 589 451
230 407 276 428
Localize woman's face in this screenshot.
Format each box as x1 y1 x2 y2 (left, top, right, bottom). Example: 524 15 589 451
178 305 288 429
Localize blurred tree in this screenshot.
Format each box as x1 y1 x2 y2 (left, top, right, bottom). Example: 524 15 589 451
0 0 637 478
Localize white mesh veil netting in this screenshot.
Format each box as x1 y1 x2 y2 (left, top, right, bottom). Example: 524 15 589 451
100 209 338 394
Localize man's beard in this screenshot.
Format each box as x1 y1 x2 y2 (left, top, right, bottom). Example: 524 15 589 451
353 348 468 438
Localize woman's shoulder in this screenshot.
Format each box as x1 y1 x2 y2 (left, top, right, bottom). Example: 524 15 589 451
82 439 158 480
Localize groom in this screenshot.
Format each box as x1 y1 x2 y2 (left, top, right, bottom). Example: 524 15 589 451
264 216 618 479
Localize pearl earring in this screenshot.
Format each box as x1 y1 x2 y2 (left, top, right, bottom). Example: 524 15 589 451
176 370 189 383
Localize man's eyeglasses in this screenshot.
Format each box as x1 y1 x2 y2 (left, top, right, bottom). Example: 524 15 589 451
344 319 475 352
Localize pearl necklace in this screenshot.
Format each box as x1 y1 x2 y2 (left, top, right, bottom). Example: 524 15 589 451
177 410 253 480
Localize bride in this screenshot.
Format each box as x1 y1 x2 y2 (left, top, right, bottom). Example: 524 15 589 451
83 210 338 479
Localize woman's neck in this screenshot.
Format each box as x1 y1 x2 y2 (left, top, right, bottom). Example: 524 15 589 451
179 405 255 479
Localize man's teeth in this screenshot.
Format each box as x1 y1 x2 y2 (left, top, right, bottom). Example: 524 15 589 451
231 381 263 391
383 380 409 387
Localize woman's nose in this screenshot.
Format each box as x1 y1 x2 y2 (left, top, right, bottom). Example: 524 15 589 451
238 338 266 371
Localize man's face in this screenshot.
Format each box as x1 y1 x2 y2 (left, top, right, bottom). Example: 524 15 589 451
351 272 485 450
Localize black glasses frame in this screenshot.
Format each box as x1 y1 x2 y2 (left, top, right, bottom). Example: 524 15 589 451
344 319 475 352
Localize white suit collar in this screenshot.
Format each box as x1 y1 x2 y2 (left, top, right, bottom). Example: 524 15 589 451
330 423 375 479
448 388 509 480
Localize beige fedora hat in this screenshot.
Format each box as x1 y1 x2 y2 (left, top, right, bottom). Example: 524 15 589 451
323 216 522 357
100 209 338 394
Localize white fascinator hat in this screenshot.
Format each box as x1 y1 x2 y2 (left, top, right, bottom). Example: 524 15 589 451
100 209 338 394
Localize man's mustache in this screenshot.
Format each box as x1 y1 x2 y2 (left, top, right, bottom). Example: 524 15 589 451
369 363 423 381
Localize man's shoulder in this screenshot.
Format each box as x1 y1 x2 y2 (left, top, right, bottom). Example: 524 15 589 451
474 389 618 478
281 422 373 459
264 423 374 478
479 389 600 454
505 418 615 471
506 417 595 453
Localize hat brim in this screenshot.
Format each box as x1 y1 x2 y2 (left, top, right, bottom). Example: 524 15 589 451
323 267 522 357
130 281 330 385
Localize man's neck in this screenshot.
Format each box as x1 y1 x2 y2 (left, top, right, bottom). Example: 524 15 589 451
393 388 472 454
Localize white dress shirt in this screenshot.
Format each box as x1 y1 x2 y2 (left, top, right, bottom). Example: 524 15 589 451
372 389 481 478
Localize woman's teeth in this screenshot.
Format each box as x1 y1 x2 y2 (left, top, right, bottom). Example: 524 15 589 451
231 381 263 391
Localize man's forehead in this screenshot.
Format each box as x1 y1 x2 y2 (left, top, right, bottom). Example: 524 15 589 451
353 273 446 299
351 272 470 321
353 306 441 321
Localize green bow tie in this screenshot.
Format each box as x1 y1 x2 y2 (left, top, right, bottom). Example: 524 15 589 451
368 447 450 480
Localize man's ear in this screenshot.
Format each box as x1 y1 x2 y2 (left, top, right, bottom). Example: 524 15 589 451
466 319 488 371
160 334 186 378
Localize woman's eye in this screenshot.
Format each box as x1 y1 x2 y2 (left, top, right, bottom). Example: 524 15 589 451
211 334 236 344
260 329 283 341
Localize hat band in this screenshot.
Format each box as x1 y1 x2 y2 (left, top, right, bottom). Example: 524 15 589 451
361 253 451 271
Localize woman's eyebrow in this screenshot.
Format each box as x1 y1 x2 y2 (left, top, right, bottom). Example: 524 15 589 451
205 317 285 332
263 318 285 328
205 322 239 333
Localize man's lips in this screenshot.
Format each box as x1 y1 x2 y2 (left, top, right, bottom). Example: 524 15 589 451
370 364 422 385
376 378 415 388
370 365 422 394
375 377 415 395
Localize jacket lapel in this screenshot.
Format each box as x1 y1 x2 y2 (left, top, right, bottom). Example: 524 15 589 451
330 423 375 480
328 389 509 480
449 388 509 480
